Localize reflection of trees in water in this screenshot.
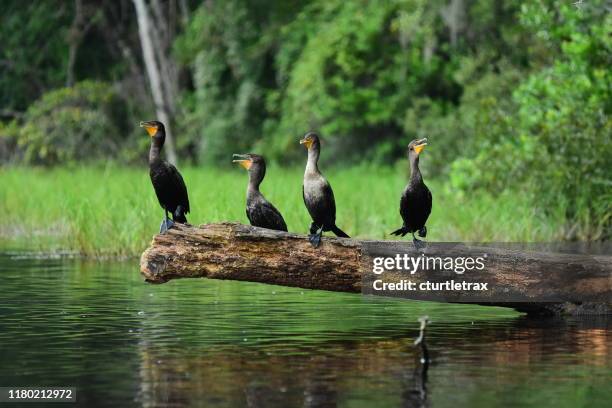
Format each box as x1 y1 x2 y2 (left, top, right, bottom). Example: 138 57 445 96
136 317 610 407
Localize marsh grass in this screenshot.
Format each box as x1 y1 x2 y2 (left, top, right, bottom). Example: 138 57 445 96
0 164 565 256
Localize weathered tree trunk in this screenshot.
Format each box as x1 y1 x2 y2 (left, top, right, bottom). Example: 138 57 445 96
133 0 178 165
140 223 612 316
66 0 84 87
441 0 466 47
66 0 99 87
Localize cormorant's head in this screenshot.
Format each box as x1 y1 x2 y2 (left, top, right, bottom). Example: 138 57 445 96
299 132 320 151
407 138 427 160
233 153 266 183
140 121 166 143
233 153 266 170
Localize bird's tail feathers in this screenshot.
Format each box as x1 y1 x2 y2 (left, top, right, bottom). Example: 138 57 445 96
331 225 350 238
390 227 409 237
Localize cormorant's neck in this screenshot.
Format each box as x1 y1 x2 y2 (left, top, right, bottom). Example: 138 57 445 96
409 156 423 184
149 141 162 163
247 171 263 193
305 147 320 175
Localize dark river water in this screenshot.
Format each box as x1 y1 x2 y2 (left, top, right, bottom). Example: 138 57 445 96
0 250 610 407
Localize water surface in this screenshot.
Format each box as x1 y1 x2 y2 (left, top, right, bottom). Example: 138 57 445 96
0 251 610 407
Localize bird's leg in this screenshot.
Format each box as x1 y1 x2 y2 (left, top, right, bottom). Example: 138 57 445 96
159 212 167 234
311 227 323 248
418 226 427 238
165 209 174 230
159 209 174 233
174 205 187 224
412 232 426 250
308 222 318 246
309 223 323 248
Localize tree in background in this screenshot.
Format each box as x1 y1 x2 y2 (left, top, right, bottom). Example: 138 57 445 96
133 0 188 164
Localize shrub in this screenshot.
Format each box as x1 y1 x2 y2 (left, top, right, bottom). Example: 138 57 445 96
16 81 127 166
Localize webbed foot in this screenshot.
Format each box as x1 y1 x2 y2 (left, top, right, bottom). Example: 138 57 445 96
308 234 320 248
412 234 426 251
159 218 174 234
309 227 323 248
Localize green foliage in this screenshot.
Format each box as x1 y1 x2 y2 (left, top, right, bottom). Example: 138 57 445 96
174 0 309 163
417 63 522 179
0 1 71 110
265 0 461 162
15 81 129 166
175 0 463 163
450 0 611 239
172 0 544 168
272 0 406 160
0 121 21 164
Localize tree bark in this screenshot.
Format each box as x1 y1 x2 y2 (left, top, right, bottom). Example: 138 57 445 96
133 0 178 164
140 223 612 316
441 0 466 47
66 0 99 87
66 0 84 87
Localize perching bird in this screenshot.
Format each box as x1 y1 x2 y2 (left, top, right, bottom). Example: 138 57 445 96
140 121 190 233
391 138 432 249
300 132 350 247
232 153 288 232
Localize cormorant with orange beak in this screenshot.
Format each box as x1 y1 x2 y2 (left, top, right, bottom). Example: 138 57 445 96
233 153 287 232
300 132 350 247
140 121 190 233
391 138 431 249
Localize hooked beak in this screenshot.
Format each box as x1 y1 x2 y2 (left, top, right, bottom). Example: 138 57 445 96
140 121 157 137
414 138 428 155
299 137 313 149
232 154 252 170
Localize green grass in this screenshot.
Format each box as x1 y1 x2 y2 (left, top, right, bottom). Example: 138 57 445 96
0 164 565 256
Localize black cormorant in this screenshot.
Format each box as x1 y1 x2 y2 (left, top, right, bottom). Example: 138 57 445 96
232 153 288 232
300 132 350 247
140 121 190 233
391 138 432 249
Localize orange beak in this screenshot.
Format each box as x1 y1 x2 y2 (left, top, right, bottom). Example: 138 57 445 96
299 137 313 149
414 138 428 155
140 121 158 137
232 154 253 170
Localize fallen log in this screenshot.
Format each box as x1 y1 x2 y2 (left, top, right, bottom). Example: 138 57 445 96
140 223 612 316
